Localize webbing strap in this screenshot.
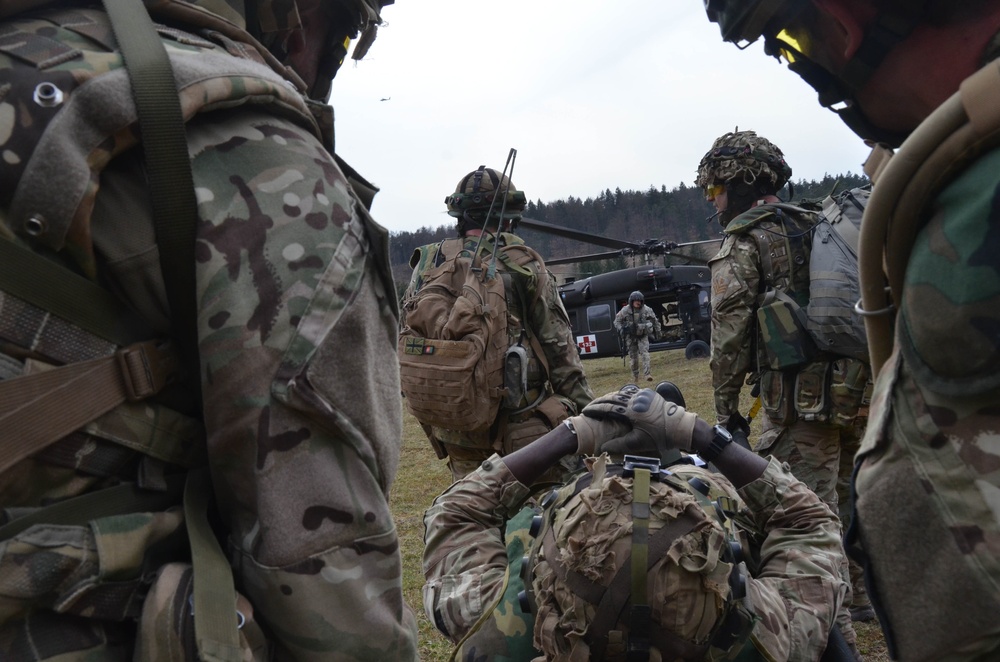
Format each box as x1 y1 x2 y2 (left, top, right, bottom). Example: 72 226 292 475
0 237 148 347
0 474 185 542
185 467 242 662
588 510 703 661
0 340 177 475
627 468 652 660
100 0 200 375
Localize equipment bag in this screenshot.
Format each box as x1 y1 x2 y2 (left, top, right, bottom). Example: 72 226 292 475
399 238 509 431
804 187 870 361
763 186 871 363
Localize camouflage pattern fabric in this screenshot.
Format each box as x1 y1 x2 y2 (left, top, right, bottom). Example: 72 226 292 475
423 453 849 661
613 303 661 381
695 130 792 193
851 143 1000 661
403 232 593 481
0 6 417 661
709 204 863 653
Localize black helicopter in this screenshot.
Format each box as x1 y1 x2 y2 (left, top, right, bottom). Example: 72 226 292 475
518 217 723 360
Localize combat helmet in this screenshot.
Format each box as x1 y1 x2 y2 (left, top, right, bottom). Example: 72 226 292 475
445 165 527 233
191 0 393 100
520 454 754 661
628 291 644 305
703 0 926 146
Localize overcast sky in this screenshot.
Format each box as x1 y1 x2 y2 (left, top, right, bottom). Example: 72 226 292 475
331 1 872 235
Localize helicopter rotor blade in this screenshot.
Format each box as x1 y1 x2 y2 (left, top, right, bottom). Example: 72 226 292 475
544 249 629 266
518 217 646 251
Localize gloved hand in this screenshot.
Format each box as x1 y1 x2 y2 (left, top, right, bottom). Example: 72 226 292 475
581 388 699 456
565 386 638 455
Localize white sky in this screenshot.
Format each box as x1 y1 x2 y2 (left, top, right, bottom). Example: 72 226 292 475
331 1 873 234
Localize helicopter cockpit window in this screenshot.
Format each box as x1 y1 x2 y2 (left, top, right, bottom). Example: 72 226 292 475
587 304 613 333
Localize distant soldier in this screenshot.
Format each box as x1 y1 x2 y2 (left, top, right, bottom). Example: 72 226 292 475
614 290 662 382
704 2 1000 660
401 166 593 481
697 130 870 643
423 386 851 661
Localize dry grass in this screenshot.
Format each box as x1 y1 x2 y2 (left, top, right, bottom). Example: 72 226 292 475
390 350 888 660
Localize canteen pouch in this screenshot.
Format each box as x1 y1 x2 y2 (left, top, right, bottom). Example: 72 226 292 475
756 290 816 370
759 370 795 426
137 562 269 661
503 345 529 409
793 361 830 422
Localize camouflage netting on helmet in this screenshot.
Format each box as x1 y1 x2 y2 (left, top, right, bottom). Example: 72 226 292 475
531 457 736 661
695 130 792 194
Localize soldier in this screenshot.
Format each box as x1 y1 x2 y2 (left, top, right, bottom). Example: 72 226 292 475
0 1 417 660
697 130 870 637
703 2 1000 660
402 166 594 482
614 290 662 382
423 386 851 661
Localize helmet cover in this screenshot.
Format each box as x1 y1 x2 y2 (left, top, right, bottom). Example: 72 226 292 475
695 130 792 194
445 165 526 221
628 291 644 305
530 457 739 659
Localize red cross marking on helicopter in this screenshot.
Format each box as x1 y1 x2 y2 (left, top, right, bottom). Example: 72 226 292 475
577 334 597 354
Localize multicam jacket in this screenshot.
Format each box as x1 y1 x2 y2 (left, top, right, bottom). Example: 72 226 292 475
403 232 593 440
850 114 1000 659
613 303 662 347
0 5 416 661
708 205 813 422
422 454 847 661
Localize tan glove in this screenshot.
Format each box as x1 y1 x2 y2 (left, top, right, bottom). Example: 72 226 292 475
565 387 640 455
581 387 699 456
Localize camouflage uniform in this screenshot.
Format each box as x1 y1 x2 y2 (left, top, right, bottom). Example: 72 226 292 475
422 453 848 661
709 206 868 509
0 4 417 660
849 91 1000 660
404 232 593 481
613 303 662 381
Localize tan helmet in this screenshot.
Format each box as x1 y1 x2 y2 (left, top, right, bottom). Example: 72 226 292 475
524 455 753 660
444 165 527 228
695 130 792 195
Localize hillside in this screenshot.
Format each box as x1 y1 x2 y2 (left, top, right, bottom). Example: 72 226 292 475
388 172 870 294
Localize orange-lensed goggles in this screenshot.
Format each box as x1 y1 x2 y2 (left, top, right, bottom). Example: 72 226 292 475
704 183 725 200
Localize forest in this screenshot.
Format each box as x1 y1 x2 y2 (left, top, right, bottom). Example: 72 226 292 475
387 172 870 292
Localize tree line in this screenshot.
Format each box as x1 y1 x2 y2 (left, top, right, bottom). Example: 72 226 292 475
389 172 869 292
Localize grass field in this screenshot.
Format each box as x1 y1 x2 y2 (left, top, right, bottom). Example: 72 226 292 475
390 350 888 660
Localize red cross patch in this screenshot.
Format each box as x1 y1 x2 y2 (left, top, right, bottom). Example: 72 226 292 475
577 334 598 354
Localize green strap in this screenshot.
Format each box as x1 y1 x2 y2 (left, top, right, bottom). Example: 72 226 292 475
0 236 148 346
630 468 651 607
185 467 242 662
100 0 200 373
0 475 185 542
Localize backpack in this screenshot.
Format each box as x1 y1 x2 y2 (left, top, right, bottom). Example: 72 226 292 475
399 238 510 431
804 187 870 361
757 187 871 367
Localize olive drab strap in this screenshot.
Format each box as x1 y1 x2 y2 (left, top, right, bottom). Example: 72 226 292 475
0 339 178 476
0 236 150 347
185 467 243 662
860 59 1000 375
100 0 200 373
98 1 241 660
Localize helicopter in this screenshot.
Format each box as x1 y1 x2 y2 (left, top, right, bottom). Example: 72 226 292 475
517 217 723 360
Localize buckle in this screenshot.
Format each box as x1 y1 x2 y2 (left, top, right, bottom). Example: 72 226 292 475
115 340 179 401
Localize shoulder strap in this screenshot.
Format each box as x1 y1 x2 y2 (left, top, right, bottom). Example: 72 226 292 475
101 0 200 373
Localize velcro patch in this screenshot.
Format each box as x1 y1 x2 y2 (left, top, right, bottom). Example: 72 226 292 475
403 338 435 356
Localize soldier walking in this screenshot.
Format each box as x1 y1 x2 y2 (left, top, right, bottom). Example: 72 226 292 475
614 291 662 382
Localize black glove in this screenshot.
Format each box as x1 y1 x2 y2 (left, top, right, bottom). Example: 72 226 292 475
726 411 753 451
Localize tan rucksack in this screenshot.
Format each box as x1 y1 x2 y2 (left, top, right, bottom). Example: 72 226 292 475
399 238 510 431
